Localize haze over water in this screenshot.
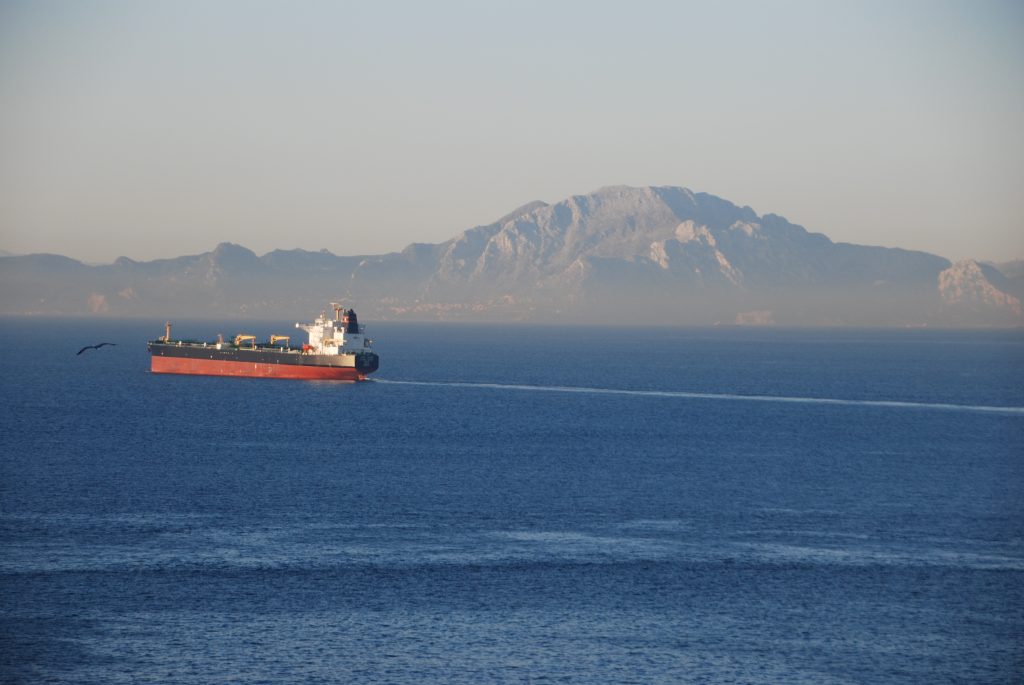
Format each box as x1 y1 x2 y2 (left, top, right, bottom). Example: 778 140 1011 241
2 319 1022 683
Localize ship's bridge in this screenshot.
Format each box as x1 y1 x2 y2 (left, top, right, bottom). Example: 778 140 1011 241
296 305 372 355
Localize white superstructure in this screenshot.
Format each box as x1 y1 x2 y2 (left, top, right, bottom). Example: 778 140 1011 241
295 304 373 355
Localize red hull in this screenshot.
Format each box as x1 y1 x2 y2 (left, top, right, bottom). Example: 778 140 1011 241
151 356 366 381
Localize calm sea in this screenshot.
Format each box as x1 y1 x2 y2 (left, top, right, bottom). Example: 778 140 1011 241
1 318 1022 684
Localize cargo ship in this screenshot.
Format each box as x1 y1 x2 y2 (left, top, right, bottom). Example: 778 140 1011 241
148 304 379 381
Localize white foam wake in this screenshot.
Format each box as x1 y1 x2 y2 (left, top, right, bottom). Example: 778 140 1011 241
372 379 1024 415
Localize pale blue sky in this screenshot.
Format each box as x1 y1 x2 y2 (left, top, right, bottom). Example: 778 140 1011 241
1 0 1021 263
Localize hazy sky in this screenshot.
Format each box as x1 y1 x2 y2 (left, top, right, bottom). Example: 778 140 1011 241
1 0 1022 264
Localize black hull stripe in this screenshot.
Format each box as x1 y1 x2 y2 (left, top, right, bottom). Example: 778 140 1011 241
148 343 379 371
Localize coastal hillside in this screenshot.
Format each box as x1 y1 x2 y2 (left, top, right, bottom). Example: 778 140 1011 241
1 186 1020 326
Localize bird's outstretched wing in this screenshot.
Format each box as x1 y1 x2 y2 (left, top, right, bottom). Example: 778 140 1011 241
77 342 117 355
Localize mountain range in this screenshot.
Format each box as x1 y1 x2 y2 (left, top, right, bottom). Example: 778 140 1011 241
2 185 1021 326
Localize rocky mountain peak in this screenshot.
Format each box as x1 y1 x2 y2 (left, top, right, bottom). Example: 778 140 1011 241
939 260 1023 322
209 242 259 263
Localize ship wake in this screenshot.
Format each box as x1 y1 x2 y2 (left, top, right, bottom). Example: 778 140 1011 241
372 379 1024 416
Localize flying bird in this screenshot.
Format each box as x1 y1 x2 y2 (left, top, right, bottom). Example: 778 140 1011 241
77 342 117 355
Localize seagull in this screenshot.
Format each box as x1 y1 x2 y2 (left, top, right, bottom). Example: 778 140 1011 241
77 342 117 355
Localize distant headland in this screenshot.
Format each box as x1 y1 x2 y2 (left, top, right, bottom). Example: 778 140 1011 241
1 186 1021 327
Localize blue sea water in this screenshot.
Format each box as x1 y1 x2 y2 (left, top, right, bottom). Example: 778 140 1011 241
1 318 1022 684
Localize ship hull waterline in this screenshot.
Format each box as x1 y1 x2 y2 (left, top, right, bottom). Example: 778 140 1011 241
151 356 368 381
